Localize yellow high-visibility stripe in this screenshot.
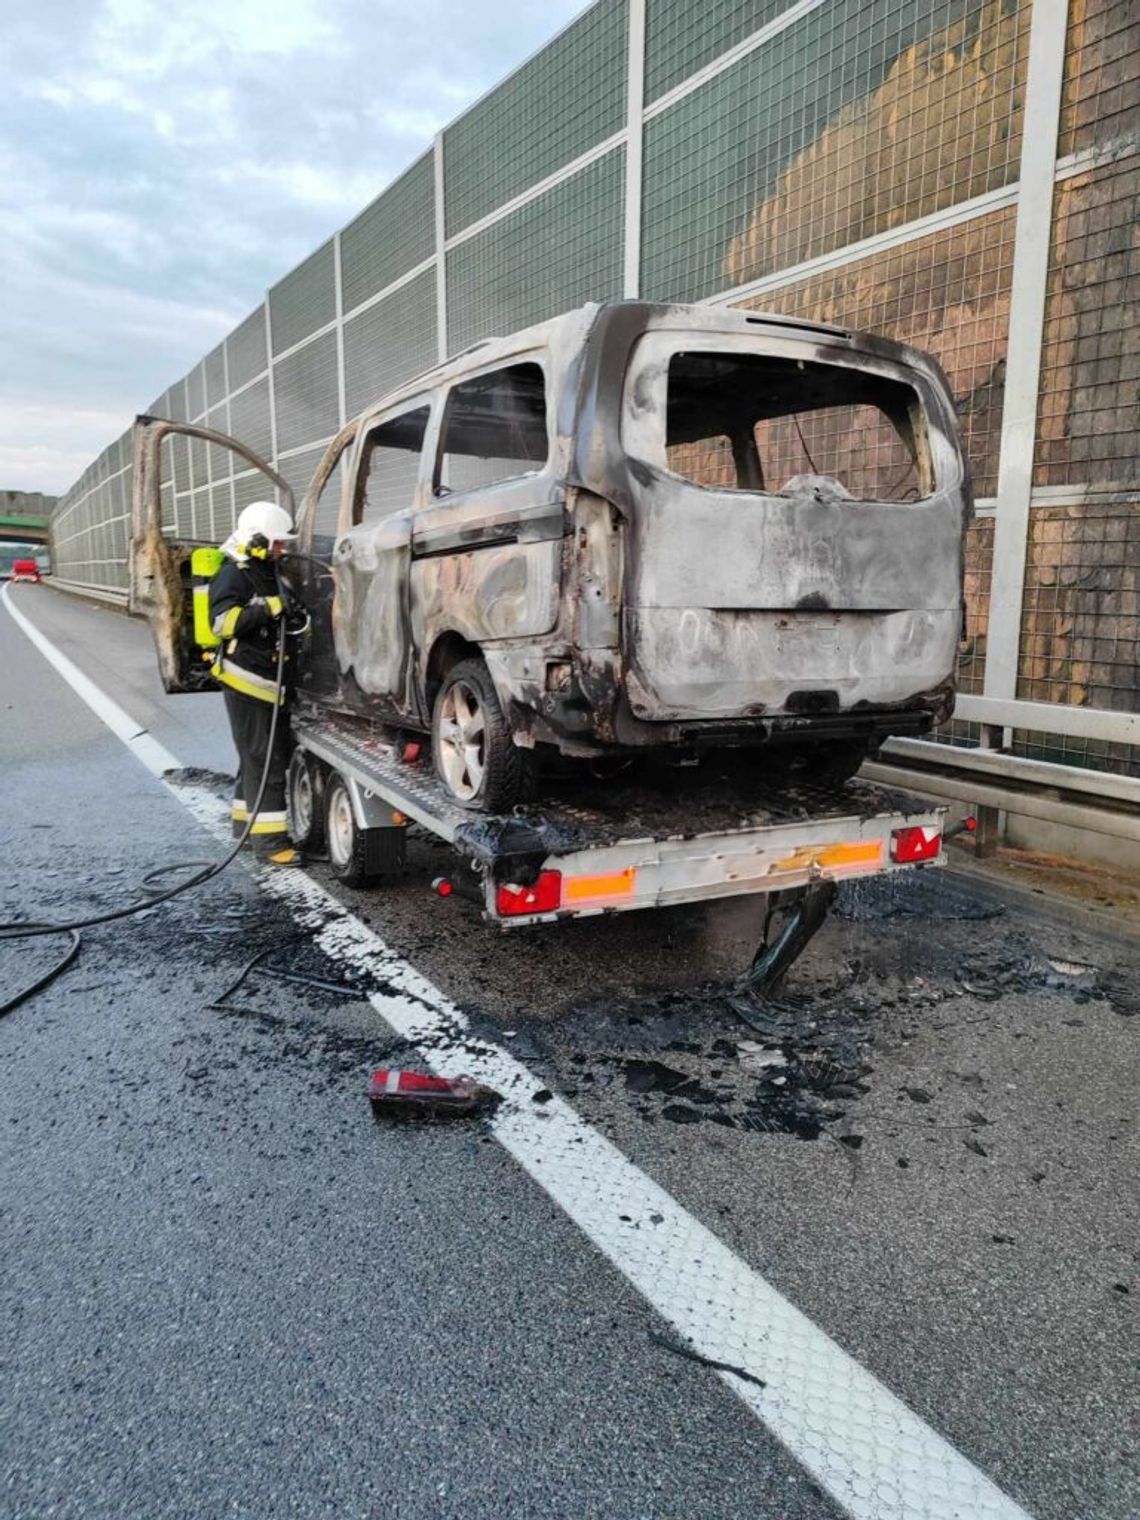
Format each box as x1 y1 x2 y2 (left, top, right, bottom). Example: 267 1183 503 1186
231 803 249 821
211 663 284 705
215 605 242 639
249 815 288 835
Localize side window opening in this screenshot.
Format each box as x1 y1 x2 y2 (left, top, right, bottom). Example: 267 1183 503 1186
435 361 548 496
665 352 934 503
354 405 431 526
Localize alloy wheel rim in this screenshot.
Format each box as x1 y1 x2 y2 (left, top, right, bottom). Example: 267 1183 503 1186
437 680 486 801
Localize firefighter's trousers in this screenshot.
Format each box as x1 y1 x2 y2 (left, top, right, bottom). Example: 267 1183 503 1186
222 686 290 848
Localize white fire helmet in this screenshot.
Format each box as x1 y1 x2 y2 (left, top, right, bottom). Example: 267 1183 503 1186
236 501 297 546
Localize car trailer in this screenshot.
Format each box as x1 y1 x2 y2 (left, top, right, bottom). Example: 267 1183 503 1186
287 708 962 996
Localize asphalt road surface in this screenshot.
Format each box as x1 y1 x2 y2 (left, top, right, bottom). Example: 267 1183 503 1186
2 582 1137 1520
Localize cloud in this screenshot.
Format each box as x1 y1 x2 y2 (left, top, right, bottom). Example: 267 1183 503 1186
0 0 586 493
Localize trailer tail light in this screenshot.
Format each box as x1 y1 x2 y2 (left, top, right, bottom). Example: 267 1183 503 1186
890 824 942 863
496 871 562 916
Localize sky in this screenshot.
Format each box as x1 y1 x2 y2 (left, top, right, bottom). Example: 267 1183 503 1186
0 0 585 495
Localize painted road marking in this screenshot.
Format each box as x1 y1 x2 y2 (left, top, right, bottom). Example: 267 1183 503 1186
3 584 1035 1520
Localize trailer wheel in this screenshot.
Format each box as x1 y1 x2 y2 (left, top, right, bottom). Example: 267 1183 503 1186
431 657 532 812
324 772 406 887
287 750 325 852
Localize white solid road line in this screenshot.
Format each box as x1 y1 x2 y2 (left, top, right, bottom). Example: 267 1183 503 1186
3 585 181 777
4 584 1035 1520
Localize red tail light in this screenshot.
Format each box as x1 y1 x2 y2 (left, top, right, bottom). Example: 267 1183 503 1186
496 870 562 916
890 824 942 863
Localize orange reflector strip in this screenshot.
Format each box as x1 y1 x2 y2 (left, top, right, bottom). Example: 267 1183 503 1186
563 868 638 904
774 839 884 872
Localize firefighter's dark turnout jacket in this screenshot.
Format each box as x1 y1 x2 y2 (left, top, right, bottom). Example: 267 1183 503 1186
208 555 286 705
208 553 290 841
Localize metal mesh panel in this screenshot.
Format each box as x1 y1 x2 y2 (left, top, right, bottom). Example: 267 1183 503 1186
446 149 625 354
1017 501 1139 715
273 330 340 455
343 267 437 418
227 306 268 391
443 0 627 237
958 514 993 695
1035 156 1139 489
188 433 207 492
273 447 325 518
190 486 211 542
233 470 274 517
210 483 234 540
165 381 188 424
269 240 336 356
732 204 1017 498
340 153 435 315
642 0 1029 302
229 376 273 464
1059 0 1139 156
310 456 346 541
186 362 206 422
206 404 230 485
1011 731 1140 780
645 0 792 103
205 343 227 407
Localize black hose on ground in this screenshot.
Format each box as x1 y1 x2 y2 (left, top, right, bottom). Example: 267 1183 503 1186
0 617 290 1014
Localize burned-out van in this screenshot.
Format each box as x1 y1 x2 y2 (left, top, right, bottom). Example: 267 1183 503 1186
132 301 970 812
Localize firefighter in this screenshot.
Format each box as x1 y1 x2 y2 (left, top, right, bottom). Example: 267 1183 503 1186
208 501 300 865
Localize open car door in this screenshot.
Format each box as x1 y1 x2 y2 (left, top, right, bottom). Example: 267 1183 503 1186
128 414 295 694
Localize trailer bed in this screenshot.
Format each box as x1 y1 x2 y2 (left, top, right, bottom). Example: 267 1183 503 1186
293 712 948 928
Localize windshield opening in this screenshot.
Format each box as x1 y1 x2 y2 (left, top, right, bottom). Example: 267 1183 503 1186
665 351 933 503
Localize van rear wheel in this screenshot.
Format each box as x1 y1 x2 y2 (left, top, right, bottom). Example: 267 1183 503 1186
432 658 532 812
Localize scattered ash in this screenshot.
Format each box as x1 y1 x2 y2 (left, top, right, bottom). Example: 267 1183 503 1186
837 871 1004 922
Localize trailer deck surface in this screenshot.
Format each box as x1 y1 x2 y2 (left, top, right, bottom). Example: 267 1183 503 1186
294 710 938 873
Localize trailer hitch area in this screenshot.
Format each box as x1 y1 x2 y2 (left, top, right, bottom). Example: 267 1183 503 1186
744 879 838 1000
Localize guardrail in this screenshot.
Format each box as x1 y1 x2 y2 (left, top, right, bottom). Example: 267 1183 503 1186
866 736 1140 849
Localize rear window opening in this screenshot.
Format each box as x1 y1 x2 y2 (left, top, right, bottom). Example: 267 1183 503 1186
665 352 934 503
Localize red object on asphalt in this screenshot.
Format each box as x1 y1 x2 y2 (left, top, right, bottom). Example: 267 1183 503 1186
368 1068 495 1115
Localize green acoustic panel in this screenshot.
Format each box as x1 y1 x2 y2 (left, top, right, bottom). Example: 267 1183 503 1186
274 446 326 521
165 380 188 423
443 0 627 237
227 306 268 391
642 0 1008 302
645 0 793 103
269 240 336 356
206 404 231 484
272 330 340 455
186 362 206 422
343 267 438 419
229 376 273 465
340 153 435 315
211 483 234 539
233 470 276 516
205 342 227 408
446 148 625 354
